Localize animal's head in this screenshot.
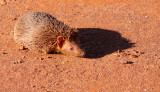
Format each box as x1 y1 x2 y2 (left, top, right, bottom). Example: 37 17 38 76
56 36 85 57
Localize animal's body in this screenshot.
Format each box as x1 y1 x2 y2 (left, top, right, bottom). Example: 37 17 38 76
14 12 84 57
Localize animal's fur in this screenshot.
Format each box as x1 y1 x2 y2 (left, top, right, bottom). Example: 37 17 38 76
14 12 79 53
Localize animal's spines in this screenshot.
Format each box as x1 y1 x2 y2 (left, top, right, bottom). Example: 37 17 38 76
14 12 79 53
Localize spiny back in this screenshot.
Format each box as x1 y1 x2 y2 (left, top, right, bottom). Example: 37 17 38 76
14 12 78 53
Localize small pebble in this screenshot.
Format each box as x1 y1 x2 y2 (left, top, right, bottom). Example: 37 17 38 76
117 55 120 57
145 16 148 18
35 57 39 59
27 8 31 10
22 56 26 58
31 85 36 87
2 49 7 54
138 51 144 54
133 50 138 54
13 59 25 64
122 53 128 56
12 17 17 20
55 65 59 68
48 56 52 58
130 55 138 58
2 52 7 54
129 21 132 23
40 57 44 60
19 45 27 50
113 53 120 57
120 61 127 64
18 59 25 63
121 61 134 64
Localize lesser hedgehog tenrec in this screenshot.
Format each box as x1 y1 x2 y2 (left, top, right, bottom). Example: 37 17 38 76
14 12 85 57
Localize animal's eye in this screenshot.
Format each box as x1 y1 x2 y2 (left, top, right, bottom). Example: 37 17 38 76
69 47 74 51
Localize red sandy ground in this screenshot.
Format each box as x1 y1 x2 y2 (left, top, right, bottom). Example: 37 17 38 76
0 0 160 92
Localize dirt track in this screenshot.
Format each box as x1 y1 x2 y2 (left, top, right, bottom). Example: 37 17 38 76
0 0 160 92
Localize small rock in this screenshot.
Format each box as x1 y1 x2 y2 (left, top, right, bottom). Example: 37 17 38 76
27 8 31 10
31 85 36 87
35 57 39 59
46 90 50 92
113 53 118 56
145 16 148 18
13 61 18 64
120 61 134 64
13 59 25 64
22 56 26 58
129 55 138 58
40 57 44 60
19 45 27 50
2 52 7 54
133 50 138 54
122 53 128 56
12 17 17 21
13 62 17 64
48 56 52 58
18 59 25 63
113 53 120 57
129 21 132 23
138 51 144 54
2 49 7 54
117 55 120 57
134 50 144 55
144 89 148 91
120 61 128 64
55 65 59 68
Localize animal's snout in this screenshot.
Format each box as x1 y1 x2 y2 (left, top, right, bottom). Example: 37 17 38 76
77 51 85 57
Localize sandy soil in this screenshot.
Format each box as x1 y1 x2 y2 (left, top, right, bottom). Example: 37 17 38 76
0 0 160 92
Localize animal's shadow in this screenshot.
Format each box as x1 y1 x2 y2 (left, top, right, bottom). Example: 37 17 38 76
78 28 135 58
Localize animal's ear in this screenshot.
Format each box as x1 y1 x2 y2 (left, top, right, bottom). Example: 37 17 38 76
57 36 64 43
57 36 64 48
